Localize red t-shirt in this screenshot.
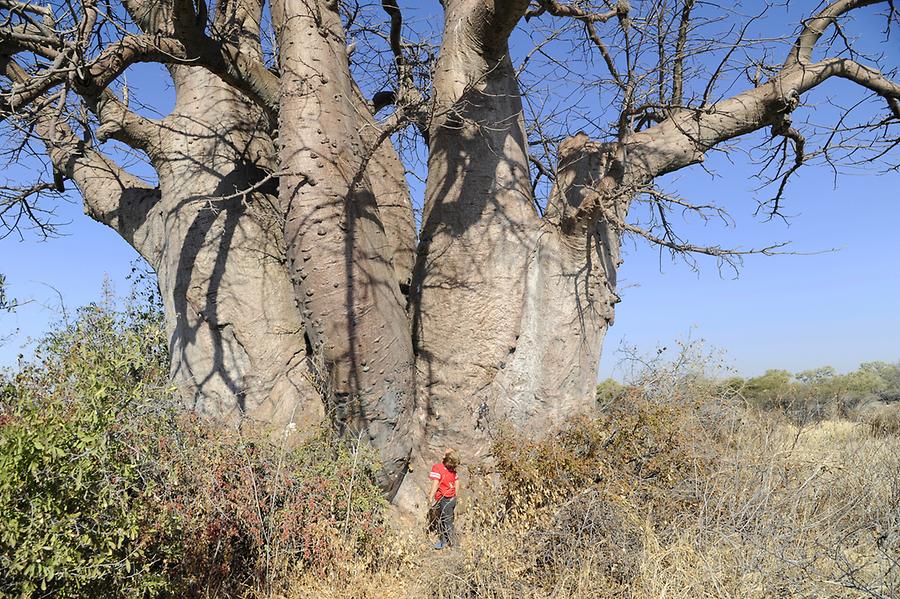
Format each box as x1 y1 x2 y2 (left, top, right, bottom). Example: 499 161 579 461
429 463 458 500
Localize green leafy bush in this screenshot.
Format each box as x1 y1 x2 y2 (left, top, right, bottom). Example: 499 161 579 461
0 280 388 598
0 285 176 597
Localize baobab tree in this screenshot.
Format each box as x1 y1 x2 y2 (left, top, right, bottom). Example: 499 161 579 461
0 0 897 507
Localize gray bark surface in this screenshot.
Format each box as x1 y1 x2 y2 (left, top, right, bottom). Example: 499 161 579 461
153 67 323 430
271 0 417 492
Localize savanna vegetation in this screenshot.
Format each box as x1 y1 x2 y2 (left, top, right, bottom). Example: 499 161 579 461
1 0 897 594
2 283 897 598
0 282 388 597
598 357 900 430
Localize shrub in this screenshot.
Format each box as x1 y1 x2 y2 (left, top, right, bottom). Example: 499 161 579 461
866 403 900 437
0 281 389 598
0 288 176 597
447 389 711 597
408 344 899 599
161 423 389 597
595 378 627 407
492 394 701 525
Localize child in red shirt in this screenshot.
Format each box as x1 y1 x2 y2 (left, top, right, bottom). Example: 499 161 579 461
428 450 461 550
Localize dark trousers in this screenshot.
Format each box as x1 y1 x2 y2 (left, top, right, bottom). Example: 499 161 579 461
436 496 457 546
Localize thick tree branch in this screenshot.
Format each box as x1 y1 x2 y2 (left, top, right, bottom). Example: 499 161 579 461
206 0 279 117
526 0 618 22
444 0 531 55
0 24 65 58
544 132 626 236
0 1 52 18
0 23 167 154
382 0 403 65
92 90 164 152
632 57 899 180
197 37 279 117
551 0 897 236
371 0 426 129
5 35 191 112
785 0 886 69
119 0 279 118
0 54 161 252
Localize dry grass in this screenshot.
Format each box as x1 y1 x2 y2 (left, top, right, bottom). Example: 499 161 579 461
634 416 899 599
278 394 899 599
863 402 900 438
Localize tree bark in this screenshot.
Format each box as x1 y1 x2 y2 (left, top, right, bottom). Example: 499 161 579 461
399 2 621 507
411 0 538 462
151 66 324 430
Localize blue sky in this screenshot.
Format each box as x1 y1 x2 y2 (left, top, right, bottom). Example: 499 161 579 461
0 1 897 380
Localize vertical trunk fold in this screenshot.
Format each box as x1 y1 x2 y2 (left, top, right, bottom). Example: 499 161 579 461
412 4 539 461
411 4 618 472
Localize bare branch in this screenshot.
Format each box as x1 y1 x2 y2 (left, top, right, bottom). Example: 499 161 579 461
92 89 163 152
764 118 807 219
526 0 626 87
623 222 792 258
701 11 765 108
4 34 191 113
527 0 618 23
0 1 52 18
0 181 60 239
670 0 695 106
632 56 899 180
585 20 624 88
0 53 160 247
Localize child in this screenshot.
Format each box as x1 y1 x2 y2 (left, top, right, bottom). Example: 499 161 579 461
428 449 461 550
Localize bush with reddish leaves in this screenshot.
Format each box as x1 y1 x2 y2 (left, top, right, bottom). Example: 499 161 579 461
158 422 388 597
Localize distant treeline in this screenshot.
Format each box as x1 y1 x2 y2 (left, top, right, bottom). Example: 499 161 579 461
598 361 900 423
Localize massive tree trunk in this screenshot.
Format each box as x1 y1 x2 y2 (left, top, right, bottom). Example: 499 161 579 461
410 0 613 469
392 0 622 507
2 0 896 510
270 0 419 493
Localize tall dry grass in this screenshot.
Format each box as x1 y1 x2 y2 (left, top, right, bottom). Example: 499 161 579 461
283 349 900 599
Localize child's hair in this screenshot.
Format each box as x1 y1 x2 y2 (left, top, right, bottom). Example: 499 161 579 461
443 450 460 471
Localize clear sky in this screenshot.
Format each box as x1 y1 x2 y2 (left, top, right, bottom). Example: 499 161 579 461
0 1 897 380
